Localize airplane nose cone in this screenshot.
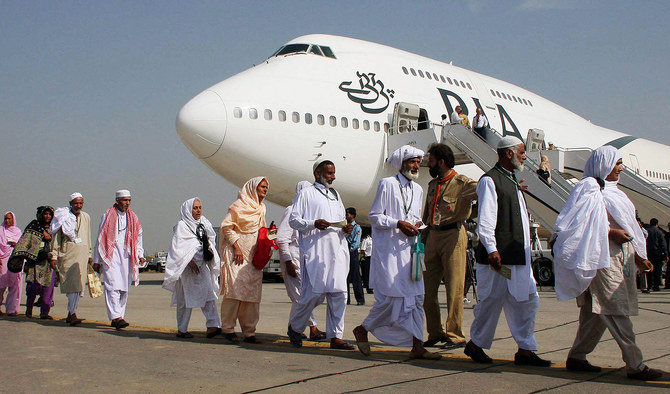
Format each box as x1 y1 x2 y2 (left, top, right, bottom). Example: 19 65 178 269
176 90 227 159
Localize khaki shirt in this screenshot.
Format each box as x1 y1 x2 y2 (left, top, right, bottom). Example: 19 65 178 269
423 173 478 226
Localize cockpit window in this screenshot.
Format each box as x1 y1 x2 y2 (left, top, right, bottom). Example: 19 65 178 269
271 43 336 59
319 45 336 58
275 44 310 56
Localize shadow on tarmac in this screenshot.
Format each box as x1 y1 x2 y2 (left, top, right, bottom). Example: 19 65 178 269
1 314 668 391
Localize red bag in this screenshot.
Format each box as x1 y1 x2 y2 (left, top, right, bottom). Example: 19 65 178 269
251 222 278 270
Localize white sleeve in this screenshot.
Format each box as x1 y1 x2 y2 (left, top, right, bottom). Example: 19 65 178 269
289 191 315 231
450 112 461 124
477 177 498 254
276 207 294 262
368 180 399 230
137 229 144 259
92 213 106 264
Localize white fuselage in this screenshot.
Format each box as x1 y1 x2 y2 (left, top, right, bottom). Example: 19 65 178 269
176 34 670 215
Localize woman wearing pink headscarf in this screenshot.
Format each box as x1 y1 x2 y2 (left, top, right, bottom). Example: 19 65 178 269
0 211 23 316
219 176 269 343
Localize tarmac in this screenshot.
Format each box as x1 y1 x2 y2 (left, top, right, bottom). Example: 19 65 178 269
2 272 669 393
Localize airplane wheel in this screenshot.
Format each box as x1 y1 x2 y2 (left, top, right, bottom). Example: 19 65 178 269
533 257 554 286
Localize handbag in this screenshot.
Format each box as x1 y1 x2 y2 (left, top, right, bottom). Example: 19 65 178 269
411 234 426 281
7 256 25 273
251 221 278 270
87 264 104 298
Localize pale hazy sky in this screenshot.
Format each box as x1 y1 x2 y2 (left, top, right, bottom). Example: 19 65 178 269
2 0 669 252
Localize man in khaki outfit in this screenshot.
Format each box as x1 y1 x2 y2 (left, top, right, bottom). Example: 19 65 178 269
422 143 477 348
50 193 92 326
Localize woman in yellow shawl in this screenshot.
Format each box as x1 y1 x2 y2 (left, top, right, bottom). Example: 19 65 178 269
220 176 269 343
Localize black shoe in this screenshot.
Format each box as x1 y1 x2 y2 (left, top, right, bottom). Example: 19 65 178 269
287 324 303 348
514 351 551 367
652 287 660 292
356 301 365 306
566 357 601 372
424 337 448 347
440 340 467 350
627 366 662 381
366 289 374 294
243 336 262 344
114 319 129 329
206 327 222 338
641 289 650 294
222 332 241 343
464 340 493 364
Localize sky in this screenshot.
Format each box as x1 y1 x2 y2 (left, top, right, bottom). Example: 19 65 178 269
2 0 669 253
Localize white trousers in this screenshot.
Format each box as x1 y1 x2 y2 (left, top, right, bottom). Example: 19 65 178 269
568 293 645 373
290 277 346 339
177 300 220 333
66 292 82 313
470 271 539 350
105 288 128 320
362 293 424 347
281 260 317 327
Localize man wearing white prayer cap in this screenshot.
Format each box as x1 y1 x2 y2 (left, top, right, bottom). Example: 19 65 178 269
421 143 478 350
287 160 357 350
552 145 661 380
49 192 92 326
352 145 440 359
465 135 551 366
93 190 146 329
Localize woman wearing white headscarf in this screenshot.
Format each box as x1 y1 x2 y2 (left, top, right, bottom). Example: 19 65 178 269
0 211 22 316
220 176 269 343
552 146 661 380
163 198 221 338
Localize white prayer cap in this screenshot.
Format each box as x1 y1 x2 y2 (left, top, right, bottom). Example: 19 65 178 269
387 145 425 171
497 136 524 150
69 192 83 202
548 141 554 145
313 159 334 172
115 189 131 199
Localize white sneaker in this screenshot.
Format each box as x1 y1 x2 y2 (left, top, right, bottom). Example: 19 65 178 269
463 298 471 304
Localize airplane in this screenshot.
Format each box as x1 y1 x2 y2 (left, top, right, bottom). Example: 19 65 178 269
176 34 670 229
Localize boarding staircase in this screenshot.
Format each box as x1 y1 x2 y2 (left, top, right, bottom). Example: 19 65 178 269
386 109 670 232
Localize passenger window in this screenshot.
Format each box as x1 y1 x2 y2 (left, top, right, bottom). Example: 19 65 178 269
341 117 348 128
384 122 390 133
426 71 432 80
466 83 472 90
292 112 300 123
317 114 325 125
264 109 272 120
513 96 518 103
490 89 495 96
249 108 258 119
402 66 408 75
305 113 313 124
460 81 466 88
433 73 439 80
418 70 424 78
329 116 337 127
440 75 446 83
352 118 359 129
522 98 528 105
363 120 370 130
496 91 501 98
528 99 533 107
374 121 380 132
410 68 417 76
447 77 453 85
278 110 286 122
234 107 242 118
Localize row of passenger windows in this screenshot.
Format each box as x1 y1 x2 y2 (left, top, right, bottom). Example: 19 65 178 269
489 89 533 107
646 169 670 181
401 66 473 90
233 107 388 132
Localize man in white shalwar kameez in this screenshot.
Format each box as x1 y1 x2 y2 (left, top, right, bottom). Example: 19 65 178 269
552 146 662 381
277 181 326 340
352 146 441 360
93 190 145 329
287 160 356 350
163 198 221 339
465 136 550 367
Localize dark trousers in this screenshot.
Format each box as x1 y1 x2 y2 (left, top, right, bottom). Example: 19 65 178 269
26 270 57 316
360 256 372 292
647 260 664 290
347 250 365 304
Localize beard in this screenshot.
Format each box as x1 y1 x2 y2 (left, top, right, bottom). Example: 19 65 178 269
511 155 525 172
429 165 440 178
319 175 333 185
401 169 419 181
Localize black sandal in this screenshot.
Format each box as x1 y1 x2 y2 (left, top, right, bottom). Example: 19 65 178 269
206 327 222 338
176 331 194 338
222 332 241 342
243 336 261 344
